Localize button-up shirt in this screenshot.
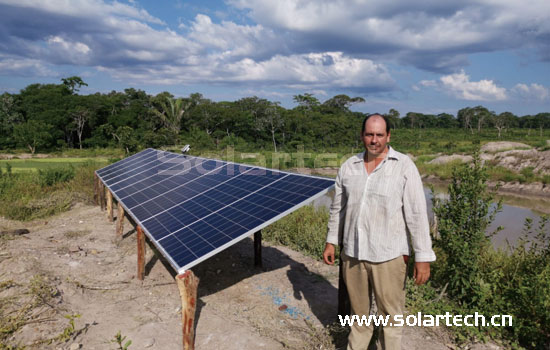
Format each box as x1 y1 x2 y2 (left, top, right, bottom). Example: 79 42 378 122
326 146 436 263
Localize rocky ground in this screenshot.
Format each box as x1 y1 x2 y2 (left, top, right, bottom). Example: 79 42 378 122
0 203 503 350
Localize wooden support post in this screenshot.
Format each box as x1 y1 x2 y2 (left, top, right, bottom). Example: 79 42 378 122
116 202 125 237
137 226 146 281
337 247 351 317
254 230 262 267
93 173 99 205
99 182 106 211
107 190 114 222
176 270 199 350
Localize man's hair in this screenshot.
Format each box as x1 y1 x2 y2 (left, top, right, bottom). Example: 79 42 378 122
362 113 391 134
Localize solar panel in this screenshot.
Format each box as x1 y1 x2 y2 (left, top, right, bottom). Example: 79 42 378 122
96 148 335 273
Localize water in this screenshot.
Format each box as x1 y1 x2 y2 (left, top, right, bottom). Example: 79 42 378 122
314 186 549 248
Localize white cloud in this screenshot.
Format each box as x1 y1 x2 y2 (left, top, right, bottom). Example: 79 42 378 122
99 51 395 90
439 70 507 101
0 56 56 77
512 83 549 100
229 0 550 71
187 14 282 59
47 36 91 64
0 0 164 25
419 80 437 87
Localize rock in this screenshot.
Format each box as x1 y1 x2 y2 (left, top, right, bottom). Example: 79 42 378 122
428 155 473 165
480 141 531 153
0 229 30 236
68 245 81 253
143 338 155 348
69 343 81 350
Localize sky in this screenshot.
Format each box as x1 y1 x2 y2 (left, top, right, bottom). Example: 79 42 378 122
0 0 549 116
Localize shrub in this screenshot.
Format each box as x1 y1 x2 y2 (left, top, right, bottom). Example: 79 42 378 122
431 151 502 306
38 166 75 187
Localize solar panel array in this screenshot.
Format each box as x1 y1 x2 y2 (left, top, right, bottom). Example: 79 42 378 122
96 148 335 273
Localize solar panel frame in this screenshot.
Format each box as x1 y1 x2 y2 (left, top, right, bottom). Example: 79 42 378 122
96 149 334 274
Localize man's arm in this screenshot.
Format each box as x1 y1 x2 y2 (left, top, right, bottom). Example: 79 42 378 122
324 168 345 265
402 159 436 285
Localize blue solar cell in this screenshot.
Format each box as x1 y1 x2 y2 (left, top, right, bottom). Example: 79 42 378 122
96 148 334 272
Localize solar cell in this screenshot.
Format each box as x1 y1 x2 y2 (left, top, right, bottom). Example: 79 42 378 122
96 148 335 273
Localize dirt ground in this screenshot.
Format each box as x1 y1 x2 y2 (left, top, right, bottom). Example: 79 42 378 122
1 204 500 350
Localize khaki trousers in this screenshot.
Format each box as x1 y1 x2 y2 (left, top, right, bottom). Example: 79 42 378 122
342 253 407 350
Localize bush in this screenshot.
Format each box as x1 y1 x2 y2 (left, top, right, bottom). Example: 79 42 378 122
38 166 75 187
262 205 335 261
431 151 502 306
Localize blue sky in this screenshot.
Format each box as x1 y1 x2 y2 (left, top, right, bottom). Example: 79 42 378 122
0 0 549 116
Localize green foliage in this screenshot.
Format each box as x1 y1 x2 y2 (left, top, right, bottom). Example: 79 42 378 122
479 217 550 348
111 331 132 350
262 205 337 261
13 120 52 154
38 166 75 187
431 151 502 306
0 160 99 220
52 314 81 343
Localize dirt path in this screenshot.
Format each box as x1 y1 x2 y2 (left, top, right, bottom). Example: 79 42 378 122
1 204 485 350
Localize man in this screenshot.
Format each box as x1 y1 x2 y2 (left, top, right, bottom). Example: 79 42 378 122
323 114 436 350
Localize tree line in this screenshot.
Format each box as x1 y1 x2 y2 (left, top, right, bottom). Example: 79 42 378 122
1 77 549 154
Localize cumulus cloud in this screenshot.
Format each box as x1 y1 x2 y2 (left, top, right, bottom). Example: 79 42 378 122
512 83 549 100
186 14 285 59
416 70 508 101
1 0 548 96
0 1 397 92
230 0 550 71
0 56 56 77
439 70 507 101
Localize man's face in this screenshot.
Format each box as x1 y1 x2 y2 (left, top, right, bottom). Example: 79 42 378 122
362 116 391 158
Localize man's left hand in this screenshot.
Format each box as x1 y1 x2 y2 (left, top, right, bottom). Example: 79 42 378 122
413 262 430 285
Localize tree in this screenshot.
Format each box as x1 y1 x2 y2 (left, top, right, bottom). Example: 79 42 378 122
322 94 365 112
435 113 458 128
457 106 490 133
491 112 516 138
385 109 401 129
61 76 88 94
152 95 190 145
255 102 284 152
0 93 23 147
71 107 90 149
293 93 320 111
13 120 52 154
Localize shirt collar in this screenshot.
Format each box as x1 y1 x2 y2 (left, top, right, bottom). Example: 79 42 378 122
353 145 399 163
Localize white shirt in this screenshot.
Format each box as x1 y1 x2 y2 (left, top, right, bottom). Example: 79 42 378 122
326 146 436 263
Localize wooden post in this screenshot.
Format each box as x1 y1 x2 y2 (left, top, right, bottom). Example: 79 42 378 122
254 230 262 267
338 247 351 317
176 270 199 350
116 202 125 236
107 190 114 222
137 226 146 281
93 173 99 205
99 182 106 211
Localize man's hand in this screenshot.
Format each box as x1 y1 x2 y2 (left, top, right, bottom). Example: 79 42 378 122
323 243 335 265
413 262 430 285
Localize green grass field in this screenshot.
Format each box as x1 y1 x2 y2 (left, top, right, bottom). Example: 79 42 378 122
0 157 110 172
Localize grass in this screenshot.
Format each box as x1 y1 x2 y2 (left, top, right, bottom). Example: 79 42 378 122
262 205 335 261
0 160 100 221
0 157 109 172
